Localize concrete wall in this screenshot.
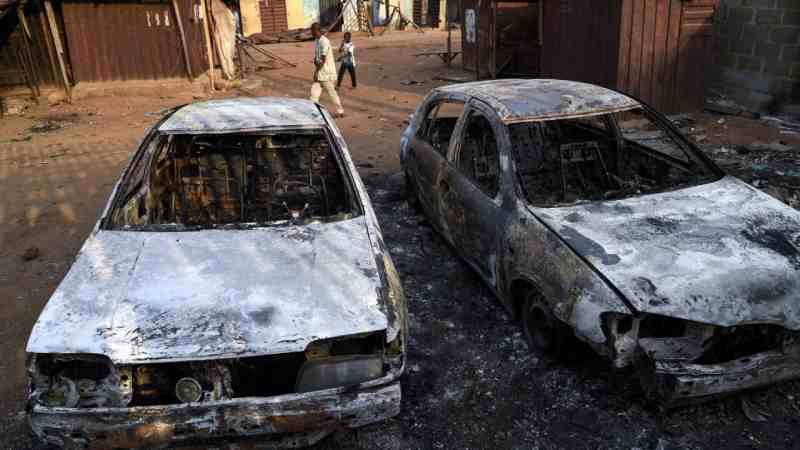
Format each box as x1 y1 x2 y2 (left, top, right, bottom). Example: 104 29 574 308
715 0 800 113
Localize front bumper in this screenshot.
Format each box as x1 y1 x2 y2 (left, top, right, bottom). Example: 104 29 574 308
637 345 800 406
29 376 401 449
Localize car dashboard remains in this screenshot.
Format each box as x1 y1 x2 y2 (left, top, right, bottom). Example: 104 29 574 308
110 129 358 230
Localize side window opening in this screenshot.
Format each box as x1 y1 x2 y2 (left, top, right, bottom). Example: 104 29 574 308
108 129 360 230
458 111 500 198
511 108 719 207
418 100 465 155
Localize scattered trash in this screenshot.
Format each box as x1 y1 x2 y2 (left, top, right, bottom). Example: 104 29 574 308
48 152 67 159
28 121 63 134
27 113 79 134
741 396 771 422
761 115 800 135
433 75 472 83
21 247 40 262
400 80 425 86
1 97 30 116
705 99 760 119
746 141 795 152
144 107 175 118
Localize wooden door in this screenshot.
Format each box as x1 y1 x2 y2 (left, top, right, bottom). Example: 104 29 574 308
674 0 717 111
616 0 717 113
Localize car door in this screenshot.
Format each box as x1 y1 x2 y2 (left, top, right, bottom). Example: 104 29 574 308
437 101 507 286
406 96 467 232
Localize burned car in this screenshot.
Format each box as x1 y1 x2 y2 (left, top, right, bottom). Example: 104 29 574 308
401 79 800 405
26 98 406 448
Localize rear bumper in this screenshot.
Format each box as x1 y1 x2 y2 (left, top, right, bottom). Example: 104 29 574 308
29 377 401 449
637 348 800 406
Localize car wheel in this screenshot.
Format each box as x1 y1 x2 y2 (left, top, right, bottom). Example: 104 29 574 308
521 291 571 356
405 171 422 214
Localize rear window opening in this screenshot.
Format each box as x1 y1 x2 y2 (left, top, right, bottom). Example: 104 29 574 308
511 107 721 207
107 129 360 230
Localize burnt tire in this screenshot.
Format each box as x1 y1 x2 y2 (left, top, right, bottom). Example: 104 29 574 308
405 171 422 214
521 291 574 357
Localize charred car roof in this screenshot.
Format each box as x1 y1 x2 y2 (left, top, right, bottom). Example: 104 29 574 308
435 79 640 123
159 97 327 134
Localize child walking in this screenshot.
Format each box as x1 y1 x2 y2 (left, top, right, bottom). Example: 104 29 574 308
337 32 357 89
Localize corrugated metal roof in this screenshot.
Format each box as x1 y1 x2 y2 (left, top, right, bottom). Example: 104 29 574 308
159 97 327 134
437 79 640 123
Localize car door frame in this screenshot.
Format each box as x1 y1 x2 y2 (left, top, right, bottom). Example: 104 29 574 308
436 98 514 287
406 92 469 237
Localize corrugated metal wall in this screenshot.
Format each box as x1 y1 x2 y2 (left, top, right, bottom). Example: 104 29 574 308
61 0 207 82
260 0 287 34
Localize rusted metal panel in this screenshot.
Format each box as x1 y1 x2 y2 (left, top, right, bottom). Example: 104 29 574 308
259 0 288 34
61 0 207 82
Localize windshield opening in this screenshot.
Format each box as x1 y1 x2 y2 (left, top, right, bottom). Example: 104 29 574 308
511 107 720 207
107 129 361 230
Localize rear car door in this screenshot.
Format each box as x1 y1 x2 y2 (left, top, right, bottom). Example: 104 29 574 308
438 101 506 286
406 97 467 231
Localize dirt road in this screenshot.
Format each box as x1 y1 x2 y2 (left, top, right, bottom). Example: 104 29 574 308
2 30 800 449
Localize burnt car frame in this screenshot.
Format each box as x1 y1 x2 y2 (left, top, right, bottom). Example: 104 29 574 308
400 79 800 405
26 98 407 449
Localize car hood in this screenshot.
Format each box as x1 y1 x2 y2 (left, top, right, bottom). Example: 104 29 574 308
534 176 800 329
26 217 389 364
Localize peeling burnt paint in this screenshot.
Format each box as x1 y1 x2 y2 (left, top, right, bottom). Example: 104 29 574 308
403 79 800 403
159 98 326 134
26 98 407 447
30 378 401 449
537 176 800 329
26 219 389 364
433 79 639 124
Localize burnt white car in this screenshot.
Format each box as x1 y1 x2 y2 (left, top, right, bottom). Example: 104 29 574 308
26 98 406 448
401 79 800 405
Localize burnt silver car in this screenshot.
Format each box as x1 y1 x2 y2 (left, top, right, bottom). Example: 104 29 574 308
26 98 406 448
401 79 800 405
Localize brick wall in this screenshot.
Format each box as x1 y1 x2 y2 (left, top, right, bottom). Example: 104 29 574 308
715 0 800 113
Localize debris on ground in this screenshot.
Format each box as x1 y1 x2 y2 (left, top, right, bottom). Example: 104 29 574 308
705 98 760 119
433 74 472 82
741 394 771 423
20 247 40 262
761 115 800 135
400 80 426 85
26 113 80 134
1 97 30 116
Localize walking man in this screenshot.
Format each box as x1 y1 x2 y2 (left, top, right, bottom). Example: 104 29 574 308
310 23 344 117
337 32 357 89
